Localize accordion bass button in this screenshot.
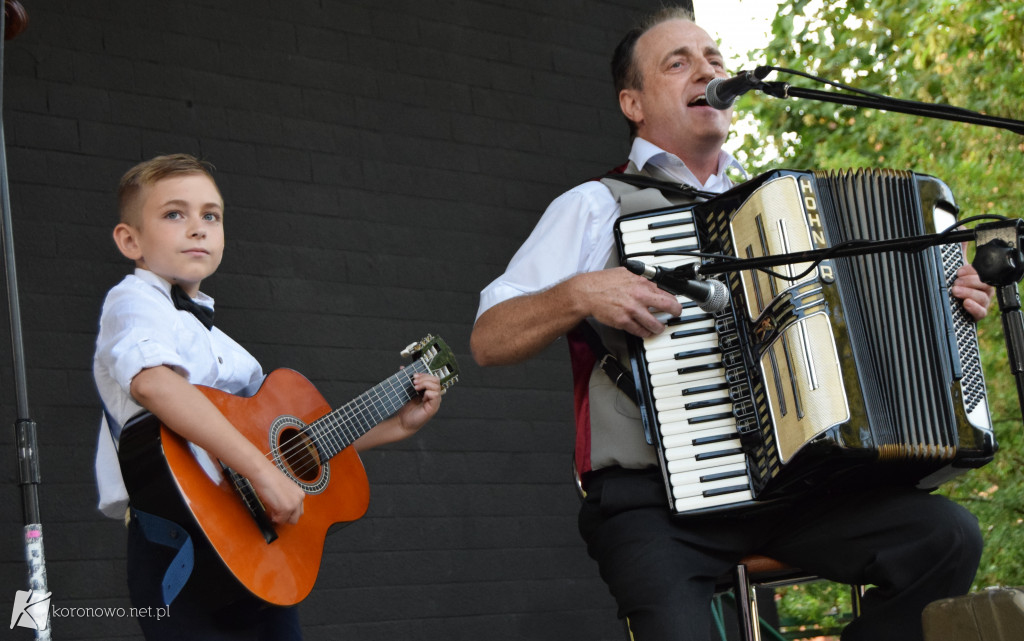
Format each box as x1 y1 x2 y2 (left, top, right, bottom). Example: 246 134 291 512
720 334 740 350
733 400 754 418
729 381 750 397
723 350 744 367
715 317 735 333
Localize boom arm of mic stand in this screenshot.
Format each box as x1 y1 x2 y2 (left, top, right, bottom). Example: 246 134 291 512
692 228 978 276
753 72 1024 415
759 82 1024 136
691 219 1024 426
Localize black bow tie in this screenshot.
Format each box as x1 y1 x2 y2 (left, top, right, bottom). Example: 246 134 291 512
170 285 214 330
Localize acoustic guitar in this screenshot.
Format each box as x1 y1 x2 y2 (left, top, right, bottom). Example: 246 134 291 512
117 335 459 606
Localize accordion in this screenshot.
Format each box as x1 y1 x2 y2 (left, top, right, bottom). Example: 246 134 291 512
615 169 996 516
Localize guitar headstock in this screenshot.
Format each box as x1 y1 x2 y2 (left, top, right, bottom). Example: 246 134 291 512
401 334 460 393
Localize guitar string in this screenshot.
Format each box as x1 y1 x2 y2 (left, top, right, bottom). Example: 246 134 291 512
298 364 422 476
265 359 431 480
314 359 425 457
278 368 417 478
219 347 447 520
269 379 411 481
286 358 426 461
230 363 425 519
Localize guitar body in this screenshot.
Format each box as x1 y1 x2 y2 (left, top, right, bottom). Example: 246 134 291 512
118 334 460 607
119 368 370 606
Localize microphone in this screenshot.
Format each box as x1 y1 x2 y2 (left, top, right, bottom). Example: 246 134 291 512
705 66 772 110
624 259 729 313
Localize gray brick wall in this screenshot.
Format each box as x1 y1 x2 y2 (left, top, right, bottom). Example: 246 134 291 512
0 1 676 639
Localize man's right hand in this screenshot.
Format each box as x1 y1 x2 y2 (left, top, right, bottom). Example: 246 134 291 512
471 267 683 367
574 267 683 338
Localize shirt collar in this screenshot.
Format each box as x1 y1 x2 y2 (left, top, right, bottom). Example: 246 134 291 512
134 268 216 310
628 137 747 191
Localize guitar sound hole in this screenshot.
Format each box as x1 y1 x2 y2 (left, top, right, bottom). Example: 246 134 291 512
277 427 322 483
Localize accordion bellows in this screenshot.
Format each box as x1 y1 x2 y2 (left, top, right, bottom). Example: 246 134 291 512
616 168 996 516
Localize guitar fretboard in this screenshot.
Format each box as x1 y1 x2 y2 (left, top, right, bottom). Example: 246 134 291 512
308 359 430 459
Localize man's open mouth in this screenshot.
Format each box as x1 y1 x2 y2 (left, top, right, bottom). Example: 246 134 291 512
689 95 710 107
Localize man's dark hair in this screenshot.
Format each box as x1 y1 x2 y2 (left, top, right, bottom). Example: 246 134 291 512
611 7 696 138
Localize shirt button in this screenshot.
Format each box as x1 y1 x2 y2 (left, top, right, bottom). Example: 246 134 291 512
218 357 223 364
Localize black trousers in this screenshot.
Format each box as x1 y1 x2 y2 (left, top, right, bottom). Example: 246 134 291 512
126 517 302 641
578 467 982 641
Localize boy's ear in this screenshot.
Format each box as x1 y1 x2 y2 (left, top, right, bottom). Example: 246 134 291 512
113 223 143 261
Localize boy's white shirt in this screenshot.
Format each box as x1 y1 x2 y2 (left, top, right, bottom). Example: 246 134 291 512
93 268 264 518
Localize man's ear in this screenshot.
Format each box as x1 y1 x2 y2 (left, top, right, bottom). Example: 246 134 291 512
113 223 143 261
618 88 644 129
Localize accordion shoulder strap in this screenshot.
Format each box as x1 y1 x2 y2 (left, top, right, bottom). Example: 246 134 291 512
599 162 715 215
578 165 711 405
601 172 718 203
570 320 638 405
575 166 714 406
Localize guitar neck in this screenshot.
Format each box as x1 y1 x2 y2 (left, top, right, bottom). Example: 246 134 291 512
307 359 428 460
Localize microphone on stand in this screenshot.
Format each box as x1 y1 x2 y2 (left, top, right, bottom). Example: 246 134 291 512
705 66 772 110
624 259 729 313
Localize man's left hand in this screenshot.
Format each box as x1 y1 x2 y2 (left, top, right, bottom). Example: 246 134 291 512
951 263 995 321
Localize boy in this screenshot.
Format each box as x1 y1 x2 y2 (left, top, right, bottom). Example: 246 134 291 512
93 154 443 640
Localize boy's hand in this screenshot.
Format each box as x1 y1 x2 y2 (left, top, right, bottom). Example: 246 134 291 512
249 463 306 525
352 372 443 451
130 365 309 524
395 373 443 437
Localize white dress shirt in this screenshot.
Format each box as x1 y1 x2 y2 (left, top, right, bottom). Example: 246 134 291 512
476 137 745 319
93 268 265 518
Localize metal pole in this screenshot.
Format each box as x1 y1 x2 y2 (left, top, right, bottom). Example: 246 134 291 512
2 2 52 638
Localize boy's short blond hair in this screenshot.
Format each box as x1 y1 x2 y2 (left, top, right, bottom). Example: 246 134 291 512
117 154 218 226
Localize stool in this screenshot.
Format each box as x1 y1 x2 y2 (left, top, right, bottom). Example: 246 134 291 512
621 555 822 641
720 555 819 641
715 555 863 641
573 462 861 641
621 553 864 640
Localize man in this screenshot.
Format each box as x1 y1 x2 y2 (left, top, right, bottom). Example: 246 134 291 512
471 7 993 641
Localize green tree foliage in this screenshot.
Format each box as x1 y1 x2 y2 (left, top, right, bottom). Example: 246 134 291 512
736 0 1024 601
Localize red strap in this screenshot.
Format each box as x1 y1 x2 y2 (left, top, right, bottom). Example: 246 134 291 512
567 161 628 478
589 162 628 182
566 324 597 479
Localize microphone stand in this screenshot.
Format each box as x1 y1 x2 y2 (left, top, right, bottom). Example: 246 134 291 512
689 215 1024 424
749 66 1024 136
759 83 1024 136
2 2 51 639
725 66 1024 417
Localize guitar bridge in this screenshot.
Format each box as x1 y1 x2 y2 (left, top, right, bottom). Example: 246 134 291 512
222 464 278 544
